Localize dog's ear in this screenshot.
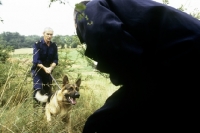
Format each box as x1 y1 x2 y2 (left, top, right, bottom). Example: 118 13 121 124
76 78 81 87
63 75 69 86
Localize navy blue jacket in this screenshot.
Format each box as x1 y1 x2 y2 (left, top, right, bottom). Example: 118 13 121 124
76 0 200 86
31 39 58 70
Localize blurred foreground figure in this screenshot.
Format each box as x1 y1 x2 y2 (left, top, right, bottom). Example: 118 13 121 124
74 0 200 132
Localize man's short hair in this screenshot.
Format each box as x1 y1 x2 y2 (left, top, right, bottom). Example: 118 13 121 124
43 27 54 33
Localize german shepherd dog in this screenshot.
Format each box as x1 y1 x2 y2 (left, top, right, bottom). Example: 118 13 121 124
35 75 81 133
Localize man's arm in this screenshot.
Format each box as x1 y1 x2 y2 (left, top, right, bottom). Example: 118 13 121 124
50 62 56 71
37 64 44 69
37 63 55 74
33 42 43 69
51 43 58 71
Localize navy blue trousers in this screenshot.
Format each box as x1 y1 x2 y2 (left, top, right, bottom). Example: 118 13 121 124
32 68 52 98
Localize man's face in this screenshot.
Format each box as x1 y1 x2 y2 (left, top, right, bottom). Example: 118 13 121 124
43 30 53 43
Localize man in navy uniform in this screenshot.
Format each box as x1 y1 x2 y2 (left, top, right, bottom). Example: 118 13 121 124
31 27 58 106
74 0 200 132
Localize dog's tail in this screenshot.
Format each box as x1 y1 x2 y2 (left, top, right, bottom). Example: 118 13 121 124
35 90 48 103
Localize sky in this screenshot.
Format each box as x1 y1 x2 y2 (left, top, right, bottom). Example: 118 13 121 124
0 0 82 36
155 0 200 12
0 0 200 36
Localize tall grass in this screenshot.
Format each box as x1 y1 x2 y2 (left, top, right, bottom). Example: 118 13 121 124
0 48 118 133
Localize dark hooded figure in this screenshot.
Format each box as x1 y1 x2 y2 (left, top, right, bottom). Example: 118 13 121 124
74 0 200 132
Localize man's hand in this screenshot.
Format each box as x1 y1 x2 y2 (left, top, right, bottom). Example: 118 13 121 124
43 67 52 74
37 63 56 74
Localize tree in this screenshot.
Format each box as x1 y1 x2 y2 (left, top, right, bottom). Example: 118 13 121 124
52 35 66 49
70 35 81 48
0 32 40 48
22 35 40 48
0 43 13 63
1 32 24 49
65 35 73 48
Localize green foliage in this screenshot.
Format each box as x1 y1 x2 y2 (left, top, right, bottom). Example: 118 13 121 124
65 35 74 48
52 35 66 49
0 44 13 63
177 4 186 12
76 45 96 68
0 32 82 49
1 32 25 49
0 60 30 108
0 32 40 49
52 49 74 80
0 48 118 132
74 1 93 25
76 45 110 79
0 63 10 86
70 35 81 48
75 2 87 12
0 33 15 63
162 0 169 5
49 0 66 7
190 8 200 20
23 35 41 48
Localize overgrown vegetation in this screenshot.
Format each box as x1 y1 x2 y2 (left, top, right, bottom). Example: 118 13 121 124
0 43 13 62
1 0 200 132
0 47 118 133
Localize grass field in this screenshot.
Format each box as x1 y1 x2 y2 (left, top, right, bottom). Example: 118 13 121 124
12 48 33 54
0 47 119 133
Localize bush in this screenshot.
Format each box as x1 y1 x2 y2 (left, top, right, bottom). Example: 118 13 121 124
0 48 118 133
0 44 13 63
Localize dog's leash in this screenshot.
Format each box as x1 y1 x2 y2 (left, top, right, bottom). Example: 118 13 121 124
50 73 62 90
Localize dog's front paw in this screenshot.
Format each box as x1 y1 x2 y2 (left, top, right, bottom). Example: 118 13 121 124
47 118 51 122
67 130 72 133
46 114 51 122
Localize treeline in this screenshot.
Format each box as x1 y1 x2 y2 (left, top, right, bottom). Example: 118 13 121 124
0 32 81 49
